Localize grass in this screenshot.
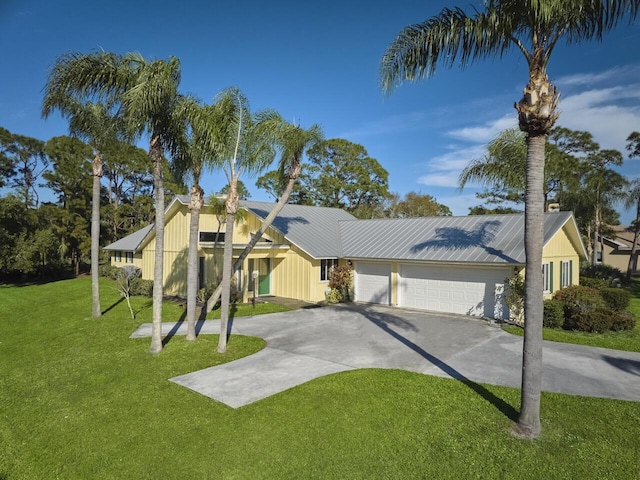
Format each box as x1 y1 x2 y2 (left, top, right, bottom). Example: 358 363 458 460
503 280 640 352
1 277 639 479
206 300 292 320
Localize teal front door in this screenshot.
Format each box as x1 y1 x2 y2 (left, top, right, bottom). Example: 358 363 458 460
249 258 270 295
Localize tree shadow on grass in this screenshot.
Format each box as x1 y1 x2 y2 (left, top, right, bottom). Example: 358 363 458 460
101 297 124 315
355 302 519 422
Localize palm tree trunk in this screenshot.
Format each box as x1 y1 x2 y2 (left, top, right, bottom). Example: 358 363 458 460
206 167 301 312
149 137 165 355
217 180 239 353
91 152 102 318
516 133 546 438
627 201 640 280
186 183 204 341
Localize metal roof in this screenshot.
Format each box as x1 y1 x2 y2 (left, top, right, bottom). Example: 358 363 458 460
240 200 357 258
103 224 154 252
339 211 579 265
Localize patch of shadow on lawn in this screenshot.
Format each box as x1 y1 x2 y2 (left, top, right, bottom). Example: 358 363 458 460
357 305 519 422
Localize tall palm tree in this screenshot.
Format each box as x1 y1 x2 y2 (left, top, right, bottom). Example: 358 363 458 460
205 119 324 312
172 98 228 341
42 96 124 318
380 0 640 438
43 51 188 354
212 87 279 353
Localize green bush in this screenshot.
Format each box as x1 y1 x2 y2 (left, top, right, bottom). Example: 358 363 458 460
579 276 609 290
543 299 564 328
572 308 614 333
504 274 525 323
325 288 343 304
554 285 606 330
99 263 120 280
580 263 626 287
130 278 153 297
600 288 631 311
609 310 636 331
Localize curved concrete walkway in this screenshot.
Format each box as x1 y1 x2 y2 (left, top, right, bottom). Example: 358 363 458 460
131 304 640 408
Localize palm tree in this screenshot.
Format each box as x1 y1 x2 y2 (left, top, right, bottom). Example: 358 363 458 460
205 119 324 312
43 51 189 354
380 0 640 438
211 87 279 353
42 96 124 318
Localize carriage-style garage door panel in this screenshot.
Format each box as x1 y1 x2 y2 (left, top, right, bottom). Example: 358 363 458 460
399 264 509 319
354 262 391 305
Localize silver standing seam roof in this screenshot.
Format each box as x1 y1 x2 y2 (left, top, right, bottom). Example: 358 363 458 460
240 200 357 259
103 224 154 252
338 211 577 265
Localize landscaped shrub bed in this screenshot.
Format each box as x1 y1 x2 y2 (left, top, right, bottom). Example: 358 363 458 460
551 284 636 333
543 299 564 328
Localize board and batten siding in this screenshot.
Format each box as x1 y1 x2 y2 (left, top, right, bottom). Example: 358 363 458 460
541 224 581 298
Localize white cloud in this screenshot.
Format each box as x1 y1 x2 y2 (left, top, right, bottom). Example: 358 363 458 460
447 115 518 144
556 65 640 87
418 144 486 188
432 192 482 216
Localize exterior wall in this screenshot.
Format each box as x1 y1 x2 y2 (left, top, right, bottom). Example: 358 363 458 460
540 225 582 299
109 251 143 271
601 243 634 272
137 203 330 302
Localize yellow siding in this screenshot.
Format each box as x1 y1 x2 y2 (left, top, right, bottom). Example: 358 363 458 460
109 252 143 271
541 225 581 298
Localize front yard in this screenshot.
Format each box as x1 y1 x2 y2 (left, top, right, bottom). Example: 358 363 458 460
1 277 639 478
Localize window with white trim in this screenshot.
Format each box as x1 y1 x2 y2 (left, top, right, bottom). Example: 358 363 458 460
126 252 134 264
115 251 121 262
560 261 571 288
320 259 339 282
542 263 551 293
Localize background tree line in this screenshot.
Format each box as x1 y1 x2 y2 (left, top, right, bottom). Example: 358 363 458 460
0 125 185 280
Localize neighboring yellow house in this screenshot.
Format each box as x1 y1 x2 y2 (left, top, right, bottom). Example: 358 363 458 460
105 197 586 320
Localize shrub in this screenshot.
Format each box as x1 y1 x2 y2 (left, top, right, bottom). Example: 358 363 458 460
543 299 564 328
325 288 343 304
554 285 606 330
504 274 525 323
579 276 609 290
580 263 627 287
99 263 120 280
600 288 631 311
130 278 153 297
572 308 614 333
610 310 636 331
329 264 353 301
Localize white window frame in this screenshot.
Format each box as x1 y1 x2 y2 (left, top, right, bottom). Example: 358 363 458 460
115 251 122 262
320 259 339 282
542 263 551 293
126 252 134 264
561 261 571 288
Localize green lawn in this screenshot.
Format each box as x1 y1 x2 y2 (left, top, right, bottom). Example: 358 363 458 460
503 282 640 352
206 300 292 320
1 277 639 479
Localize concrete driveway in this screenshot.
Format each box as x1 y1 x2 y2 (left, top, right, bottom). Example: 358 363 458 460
131 304 640 408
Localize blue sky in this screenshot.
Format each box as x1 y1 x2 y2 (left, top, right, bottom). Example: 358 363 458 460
2 0 640 222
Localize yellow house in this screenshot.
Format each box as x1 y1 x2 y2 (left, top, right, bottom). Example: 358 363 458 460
105 198 586 320
105 196 356 303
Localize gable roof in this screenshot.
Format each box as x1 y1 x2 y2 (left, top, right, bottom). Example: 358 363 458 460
103 224 154 252
103 196 357 258
338 211 586 265
240 200 357 258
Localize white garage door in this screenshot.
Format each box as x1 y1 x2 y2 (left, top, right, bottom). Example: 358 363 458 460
355 262 391 305
399 264 509 319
